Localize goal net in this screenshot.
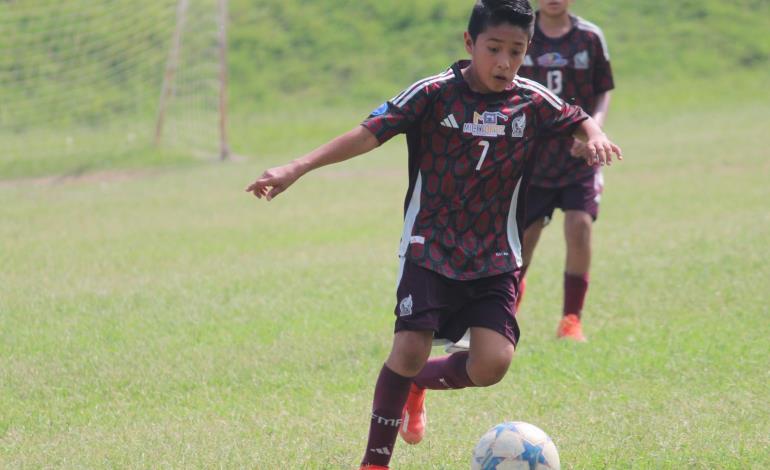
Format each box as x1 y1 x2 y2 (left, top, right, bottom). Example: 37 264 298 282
0 0 227 177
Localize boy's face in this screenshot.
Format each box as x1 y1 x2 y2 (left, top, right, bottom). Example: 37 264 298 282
538 0 572 17
465 24 530 93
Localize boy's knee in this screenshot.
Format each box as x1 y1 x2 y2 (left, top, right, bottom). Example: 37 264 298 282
565 215 592 245
468 354 513 387
470 365 509 387
386 331 432 377
395 353 428 377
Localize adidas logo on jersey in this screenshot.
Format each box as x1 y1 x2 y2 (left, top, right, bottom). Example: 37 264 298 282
440 114 459 129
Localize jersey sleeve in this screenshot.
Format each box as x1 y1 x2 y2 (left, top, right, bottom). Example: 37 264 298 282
533 88 589 138
361 79 436 144
591 31 614 94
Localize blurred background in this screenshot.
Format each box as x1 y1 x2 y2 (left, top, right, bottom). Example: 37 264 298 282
1 0 768 178
1 1 768 468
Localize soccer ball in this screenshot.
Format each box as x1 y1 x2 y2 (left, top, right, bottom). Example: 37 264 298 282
471 421 560 470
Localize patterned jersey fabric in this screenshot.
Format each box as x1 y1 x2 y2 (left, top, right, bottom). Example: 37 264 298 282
518 14 614 187
362 61 587 280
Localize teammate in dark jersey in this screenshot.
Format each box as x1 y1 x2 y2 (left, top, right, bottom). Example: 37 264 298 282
515 0 615 341
245 1 621 468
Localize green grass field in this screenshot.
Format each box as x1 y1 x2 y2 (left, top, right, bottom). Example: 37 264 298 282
1 98 768 468
2 0 770 467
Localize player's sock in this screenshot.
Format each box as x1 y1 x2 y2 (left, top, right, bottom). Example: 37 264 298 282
361 365 412 467
563 272 589 317
412 352 474 390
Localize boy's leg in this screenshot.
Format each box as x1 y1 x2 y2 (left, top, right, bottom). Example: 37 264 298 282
518 217 546 310
517 183 558 311
404 327 514 446
559 210 592 341
400 350 476 445
425 327 515 387
361 330 432 468
558 173 601 341
466 326 515 386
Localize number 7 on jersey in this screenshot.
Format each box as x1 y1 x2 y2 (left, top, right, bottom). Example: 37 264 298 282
476 140 490 171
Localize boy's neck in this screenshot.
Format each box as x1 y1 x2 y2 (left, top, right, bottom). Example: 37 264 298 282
538 11 572 38
461 64 491 94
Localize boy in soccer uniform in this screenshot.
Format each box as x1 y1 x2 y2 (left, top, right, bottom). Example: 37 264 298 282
515 0 615 341
246 1 621 468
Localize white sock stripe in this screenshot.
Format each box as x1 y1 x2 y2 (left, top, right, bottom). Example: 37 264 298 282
391 70 453 105
393 72 454 108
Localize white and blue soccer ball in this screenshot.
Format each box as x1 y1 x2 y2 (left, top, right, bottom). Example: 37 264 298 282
471 421 560 470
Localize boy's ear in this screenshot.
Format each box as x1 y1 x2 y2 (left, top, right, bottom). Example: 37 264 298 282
463 31 474 54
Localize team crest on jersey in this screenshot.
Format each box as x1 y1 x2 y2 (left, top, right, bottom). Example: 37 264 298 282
399 295 413 317
463 111 509 137
537 52 569 67
511 113 526 138
574 50 589 69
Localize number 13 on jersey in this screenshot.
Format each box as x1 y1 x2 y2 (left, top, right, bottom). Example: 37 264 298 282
546 70 563 94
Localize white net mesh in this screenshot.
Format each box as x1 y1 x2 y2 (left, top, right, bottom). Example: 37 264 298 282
0 0 224 176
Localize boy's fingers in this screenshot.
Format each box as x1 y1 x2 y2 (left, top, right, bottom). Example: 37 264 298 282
266 185 285 201
597 146 607 166
587 144 600 166
613 143 623 159
603 143 613 165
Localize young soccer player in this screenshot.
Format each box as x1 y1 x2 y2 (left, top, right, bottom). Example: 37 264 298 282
246 1 621 467
513 0 616 341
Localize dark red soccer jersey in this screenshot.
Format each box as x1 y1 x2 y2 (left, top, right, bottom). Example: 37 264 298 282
362 61 588 280
518 14 614 188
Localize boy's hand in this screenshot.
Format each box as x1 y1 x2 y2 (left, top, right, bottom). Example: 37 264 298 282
245 162 301 201
582 134 622 167
569 139 588 159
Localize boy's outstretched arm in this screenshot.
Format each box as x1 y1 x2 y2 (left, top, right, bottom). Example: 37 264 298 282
245 125 379 201
570 91 611 158
572 116 622 167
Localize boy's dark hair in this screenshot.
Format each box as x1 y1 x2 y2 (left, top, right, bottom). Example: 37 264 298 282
467 0 535 41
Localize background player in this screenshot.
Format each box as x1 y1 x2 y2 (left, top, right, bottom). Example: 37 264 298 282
246 1 621 468
516 0 615 341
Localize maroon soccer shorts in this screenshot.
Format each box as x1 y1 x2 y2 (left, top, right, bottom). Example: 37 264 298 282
524 171 604 228
393 260 520 346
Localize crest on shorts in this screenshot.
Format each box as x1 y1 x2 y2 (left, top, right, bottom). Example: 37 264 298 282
399 294 413 317
511 113 526 138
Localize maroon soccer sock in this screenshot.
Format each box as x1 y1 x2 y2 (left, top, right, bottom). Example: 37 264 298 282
412 352 475 390
361 365 412 467
563 272 589 317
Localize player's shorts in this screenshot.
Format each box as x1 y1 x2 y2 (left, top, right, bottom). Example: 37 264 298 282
393 259 520 347
524 171 604 229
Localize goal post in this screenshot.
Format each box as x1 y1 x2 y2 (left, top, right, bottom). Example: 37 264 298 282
155 0 230 161
0 0 229 176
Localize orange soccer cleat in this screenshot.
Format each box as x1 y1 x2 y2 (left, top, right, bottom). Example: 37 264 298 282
557 313 587 342
399 383 427 445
